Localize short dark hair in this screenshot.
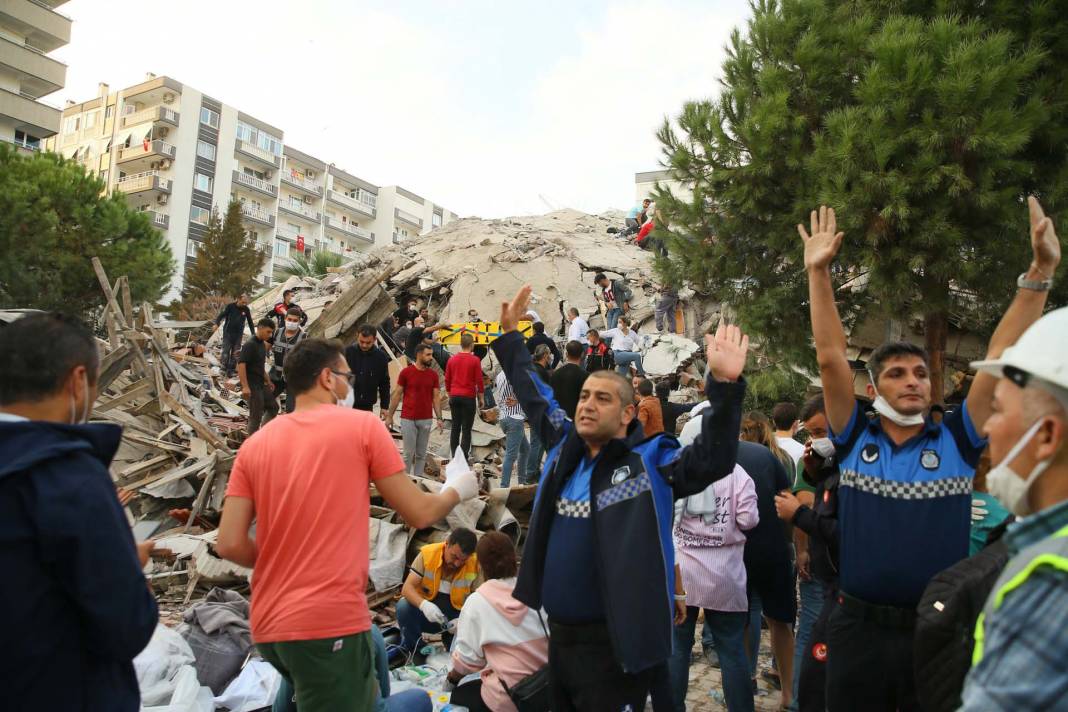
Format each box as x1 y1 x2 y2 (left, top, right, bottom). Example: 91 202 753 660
594 272 607 283
415 343 433 355
256 317 276 330
476 531 517 580
567 307 579 317
357 324 376 338
587 329 599 338
618 316 631 327
800 395 825 423
655 381 671 399
286 306 302 318
771 402 799 430
283 338 344 395
447 527 478 555
637 379 654 397
0 313 99 404
283 289 294 298
532 321 545 334
460 333 474 349
565 340 584 359
868 341 929 384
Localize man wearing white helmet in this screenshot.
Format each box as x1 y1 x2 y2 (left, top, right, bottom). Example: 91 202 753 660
959 303 1068 710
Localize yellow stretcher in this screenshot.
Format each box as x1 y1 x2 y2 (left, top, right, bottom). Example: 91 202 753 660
436 321 534 345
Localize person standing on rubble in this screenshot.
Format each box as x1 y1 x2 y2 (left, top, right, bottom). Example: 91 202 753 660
344 324 391 418
216 337 479 712
269 307 306 415
270 289 308 329
583 329 615 373
444 333 484 459
386 343 443 476
491 285 748 710
496 364 529 488
0 313 159 712
238 318 278 435
525 321 562 368
213 293 255 377
566 307 590 343
404 314 449 362
524 344 554 484
600 315 645 377
550 340 589 420
595 272 633 330
656 284 680 334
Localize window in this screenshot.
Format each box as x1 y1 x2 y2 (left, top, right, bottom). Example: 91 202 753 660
236 120 282 156
274 239 288 258
14 130 40 150
194 173 213 193
63 116 79 134
85 111 98 130
432 213 442 228
190 206 210 225
105 106 114 119
196 140 216 161
199 107 220 129
186 240 198 257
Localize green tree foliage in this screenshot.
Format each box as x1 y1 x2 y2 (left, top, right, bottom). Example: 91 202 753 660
655 0 1068 401
0 144 174 313
181 200 266 300
280 249 344 279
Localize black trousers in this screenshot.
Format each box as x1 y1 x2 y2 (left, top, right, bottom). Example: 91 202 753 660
798 585 835 712
825 594 919 712
449 679 491 712
270 375 295 414
247 382 278 435
449 396 477 458
548 620 654 712
221 334 241 375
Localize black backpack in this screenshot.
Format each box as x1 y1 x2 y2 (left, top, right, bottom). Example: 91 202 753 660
913 530 1012 712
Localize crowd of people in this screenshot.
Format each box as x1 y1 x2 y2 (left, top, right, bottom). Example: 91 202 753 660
1 197 1066 712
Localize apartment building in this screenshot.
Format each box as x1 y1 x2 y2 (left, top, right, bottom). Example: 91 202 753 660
0 0 70 151
49 74 458 300
635 169 692 205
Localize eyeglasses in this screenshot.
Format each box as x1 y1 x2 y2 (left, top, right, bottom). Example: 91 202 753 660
329 369 356 387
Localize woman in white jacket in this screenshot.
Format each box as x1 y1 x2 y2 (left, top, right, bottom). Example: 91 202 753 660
448 532 549 712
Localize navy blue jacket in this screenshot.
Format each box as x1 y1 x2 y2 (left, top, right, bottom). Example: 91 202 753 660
0 419 158 711
491 331 744 673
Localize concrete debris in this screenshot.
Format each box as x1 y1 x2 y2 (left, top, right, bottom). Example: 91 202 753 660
641 333 703 376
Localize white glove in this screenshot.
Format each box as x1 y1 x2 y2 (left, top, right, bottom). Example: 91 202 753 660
971 498 988 523
419 599 448 626
443 469 479 502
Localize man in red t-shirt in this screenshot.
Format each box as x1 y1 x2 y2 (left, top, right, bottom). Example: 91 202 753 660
386 343 442 477
215 338 479 712
444 333 485 460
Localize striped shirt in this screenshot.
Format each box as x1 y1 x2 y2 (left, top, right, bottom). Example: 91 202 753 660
494 371 526 420
673 465 759 612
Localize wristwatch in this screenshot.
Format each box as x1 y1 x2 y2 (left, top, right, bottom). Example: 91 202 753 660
1018 272 1053 291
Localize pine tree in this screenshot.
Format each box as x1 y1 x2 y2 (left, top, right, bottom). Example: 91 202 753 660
182 200 266 300
654 0 1068 402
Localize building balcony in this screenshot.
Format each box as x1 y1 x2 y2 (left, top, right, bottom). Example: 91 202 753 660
325 216 373 243
395 208 424 230
0 35 66 97
144 210 169 230
281 170 322 196
116 139 176 167
240 202 275 227
327 189 375 217
233 170 277 198
278 200 321 223
121 106 179 129
235 139 282 169
0 0 71 54
116 170 172 195
0 86 60 136
1 134 40 153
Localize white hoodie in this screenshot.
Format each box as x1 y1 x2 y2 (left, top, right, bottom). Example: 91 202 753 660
451 577 549 712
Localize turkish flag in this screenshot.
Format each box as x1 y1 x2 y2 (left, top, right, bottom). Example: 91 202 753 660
296 235 305 252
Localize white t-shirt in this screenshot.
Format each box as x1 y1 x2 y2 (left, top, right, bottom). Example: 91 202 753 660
567 316 590 343
776 435 805 466
599 327 641 352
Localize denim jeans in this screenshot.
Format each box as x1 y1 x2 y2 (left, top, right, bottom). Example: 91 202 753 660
606 307 622 330
614 350 645 377
746 592 763 679
396 593 459 652
788 578 826 711
401 418 433 476
524 421 544 484
500 417 529 488
671 608 754 712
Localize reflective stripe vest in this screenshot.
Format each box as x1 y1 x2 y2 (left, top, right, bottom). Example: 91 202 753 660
972 522 1068 664
419 542 479 610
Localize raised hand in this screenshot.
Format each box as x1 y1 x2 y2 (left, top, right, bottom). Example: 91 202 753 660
1028 196 1061 277
499 285 533 334
705 320 749 383
798 205 845 271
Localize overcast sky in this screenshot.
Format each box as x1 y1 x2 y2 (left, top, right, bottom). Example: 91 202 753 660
51 0 751 218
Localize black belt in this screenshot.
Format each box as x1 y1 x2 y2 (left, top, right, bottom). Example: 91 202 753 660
837 591 916 629
548 619 611 646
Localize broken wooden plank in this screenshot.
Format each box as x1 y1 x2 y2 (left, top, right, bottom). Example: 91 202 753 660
96 379 154 412
159 390 230 453
96 344 135 394
118 453 172 479
126 453 214 491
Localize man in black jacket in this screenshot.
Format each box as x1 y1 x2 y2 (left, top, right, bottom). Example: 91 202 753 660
492 286 748 711
526 321 561 368
213 293 255 376
344 324 391 418
0 313 158 712
550 340 588 420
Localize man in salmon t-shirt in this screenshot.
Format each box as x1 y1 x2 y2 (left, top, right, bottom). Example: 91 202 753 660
216 338 479 712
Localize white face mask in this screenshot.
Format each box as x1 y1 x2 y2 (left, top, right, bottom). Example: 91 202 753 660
987 417 1053 517
69 376 90 425
334 376 354 408
810 437 836 460
869 371 926 427
284 320 300 332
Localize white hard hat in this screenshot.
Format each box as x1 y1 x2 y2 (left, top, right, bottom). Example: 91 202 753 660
971 306 1068 395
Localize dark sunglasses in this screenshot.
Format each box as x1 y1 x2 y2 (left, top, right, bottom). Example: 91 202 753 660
1003 365 1032 389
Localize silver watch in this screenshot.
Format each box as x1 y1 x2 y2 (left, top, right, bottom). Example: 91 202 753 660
1018 273 1053 291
